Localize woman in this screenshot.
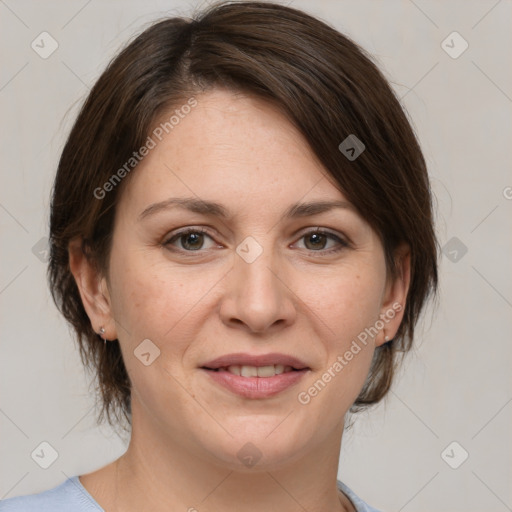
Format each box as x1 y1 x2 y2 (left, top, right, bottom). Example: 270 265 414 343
1 1 439 511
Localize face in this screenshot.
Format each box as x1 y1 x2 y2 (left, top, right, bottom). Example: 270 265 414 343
74 87 409 470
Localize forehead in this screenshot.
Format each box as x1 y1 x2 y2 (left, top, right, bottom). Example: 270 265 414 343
116 88 350 220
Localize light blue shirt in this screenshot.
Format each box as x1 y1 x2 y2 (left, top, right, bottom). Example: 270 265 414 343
0 476 382 511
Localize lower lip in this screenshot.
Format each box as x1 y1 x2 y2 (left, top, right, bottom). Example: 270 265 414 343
201 368 309 399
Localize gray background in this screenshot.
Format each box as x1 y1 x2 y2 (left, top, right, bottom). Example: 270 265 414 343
1 1 511 510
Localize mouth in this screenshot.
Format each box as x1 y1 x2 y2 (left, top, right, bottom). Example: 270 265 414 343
199 353 311 399
201 364 305 377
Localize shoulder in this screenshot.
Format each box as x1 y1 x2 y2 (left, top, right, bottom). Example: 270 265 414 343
337 480 383 512
0 476 103 512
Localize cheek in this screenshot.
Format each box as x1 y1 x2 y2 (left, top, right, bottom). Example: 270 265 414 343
303 260 384 390
107 255 196 406
107 248 181 341
297 270 381 414
308 261 384 335
107 247 216 356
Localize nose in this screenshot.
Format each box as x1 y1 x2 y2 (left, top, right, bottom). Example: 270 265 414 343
219 242 297 334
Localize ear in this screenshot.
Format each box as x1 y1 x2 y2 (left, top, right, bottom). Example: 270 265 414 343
376 242 411 347
68 237 117 340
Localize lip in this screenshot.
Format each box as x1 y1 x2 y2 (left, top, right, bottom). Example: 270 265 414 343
201 367 310 399
200 352 311 399
201 352 309 370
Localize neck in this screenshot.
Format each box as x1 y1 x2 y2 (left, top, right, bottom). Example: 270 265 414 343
110 399 354 512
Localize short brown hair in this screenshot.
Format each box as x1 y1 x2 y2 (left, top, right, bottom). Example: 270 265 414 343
48 0 439 434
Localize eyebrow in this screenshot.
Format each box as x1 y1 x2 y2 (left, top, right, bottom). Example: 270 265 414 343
137 197 356 222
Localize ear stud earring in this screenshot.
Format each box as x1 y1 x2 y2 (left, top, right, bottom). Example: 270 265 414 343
99 326 106 345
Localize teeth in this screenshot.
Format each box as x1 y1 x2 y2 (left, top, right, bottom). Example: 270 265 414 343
221 364 293 377
274 364 285 375
257 365 276 377
227 365 241 376
240 365 258 377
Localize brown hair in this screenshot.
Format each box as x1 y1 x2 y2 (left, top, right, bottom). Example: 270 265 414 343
48 0 439 434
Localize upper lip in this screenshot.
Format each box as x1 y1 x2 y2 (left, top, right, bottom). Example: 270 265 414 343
201 352 310 370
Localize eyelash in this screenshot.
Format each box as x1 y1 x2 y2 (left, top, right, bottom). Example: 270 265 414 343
163 227 349 256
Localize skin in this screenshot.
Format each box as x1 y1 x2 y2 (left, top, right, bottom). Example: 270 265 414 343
69 87 410 512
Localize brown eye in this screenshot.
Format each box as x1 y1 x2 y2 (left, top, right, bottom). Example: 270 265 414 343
164 228 215 252
297 229 349 254
180 232 205 250
304 232 328 250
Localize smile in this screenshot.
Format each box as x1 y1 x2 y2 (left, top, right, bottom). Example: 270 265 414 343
201 366 310 399
207 364 297 377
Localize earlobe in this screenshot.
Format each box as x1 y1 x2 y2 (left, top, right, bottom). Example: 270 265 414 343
377 243 411 347
68 237 117 340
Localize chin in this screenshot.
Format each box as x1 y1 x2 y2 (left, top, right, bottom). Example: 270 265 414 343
195 423 311 472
